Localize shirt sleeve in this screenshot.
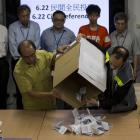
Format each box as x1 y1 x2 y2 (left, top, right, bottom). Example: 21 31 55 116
70 31 76 43
103 28 111 47
131 33 140 56
44 51 54 67
8 24 20 59
78 26 84 34
34 23 40 49
0 26 8 57
14 72 32 94
99 80 133 110
40 31 46 50
5 28 8 53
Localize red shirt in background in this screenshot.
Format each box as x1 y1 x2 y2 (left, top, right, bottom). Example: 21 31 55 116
78 25 111 47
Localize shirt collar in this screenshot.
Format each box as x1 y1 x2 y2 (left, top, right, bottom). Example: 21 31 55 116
18 21 30 28
50 27 66 32
115 29 127 37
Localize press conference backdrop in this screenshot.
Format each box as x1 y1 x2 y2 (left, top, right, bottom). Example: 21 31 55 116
21 0 109 35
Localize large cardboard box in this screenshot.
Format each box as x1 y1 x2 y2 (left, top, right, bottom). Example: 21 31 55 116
53 38 107 108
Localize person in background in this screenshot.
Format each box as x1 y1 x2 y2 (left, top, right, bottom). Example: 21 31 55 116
8 4 40 109
77 4 111 48
110 12 140 80
86 46 137 113
13 40 63 110
41 10 76 109
0 24 9 109
41 10 76 53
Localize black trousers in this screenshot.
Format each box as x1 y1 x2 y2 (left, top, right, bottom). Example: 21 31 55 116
0 57 9 109
11 58 23 109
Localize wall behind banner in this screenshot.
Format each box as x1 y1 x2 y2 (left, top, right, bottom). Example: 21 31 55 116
20 0 109 35
5 0 125 34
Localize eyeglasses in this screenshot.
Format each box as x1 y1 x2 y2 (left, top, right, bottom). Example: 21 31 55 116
53 18 65 22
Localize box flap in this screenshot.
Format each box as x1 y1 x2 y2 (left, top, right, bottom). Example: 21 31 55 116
53 41 80 87
78 38 107 92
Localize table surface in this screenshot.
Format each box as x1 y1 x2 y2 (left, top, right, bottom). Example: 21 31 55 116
0 110 45 140
0 83 139 140
0 109 139 140
38 110 140 140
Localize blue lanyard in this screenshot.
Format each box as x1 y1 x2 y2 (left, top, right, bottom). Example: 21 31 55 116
53 30 65 49
20 25 30 40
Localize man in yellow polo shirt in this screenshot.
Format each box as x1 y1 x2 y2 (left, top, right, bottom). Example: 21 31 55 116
14 40 60 110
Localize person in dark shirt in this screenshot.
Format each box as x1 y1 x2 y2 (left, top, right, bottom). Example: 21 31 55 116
86 46 137 113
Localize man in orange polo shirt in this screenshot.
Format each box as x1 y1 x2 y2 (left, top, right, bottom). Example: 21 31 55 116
77 4 111 48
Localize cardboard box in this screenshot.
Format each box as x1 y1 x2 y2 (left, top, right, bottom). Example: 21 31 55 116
53 38 106 108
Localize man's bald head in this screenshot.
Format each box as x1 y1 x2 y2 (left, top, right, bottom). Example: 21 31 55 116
18 40 36 55
111 46 129 62
18 40 37 65
109 46 129 70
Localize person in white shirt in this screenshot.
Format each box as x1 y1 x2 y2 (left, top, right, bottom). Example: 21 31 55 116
110 12 140 80
0 24 9 109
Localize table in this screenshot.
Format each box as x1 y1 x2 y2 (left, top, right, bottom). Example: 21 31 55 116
0 110 45 140
134 83 140 112
0 83 140 140
38 110 140 140
0 110 140 140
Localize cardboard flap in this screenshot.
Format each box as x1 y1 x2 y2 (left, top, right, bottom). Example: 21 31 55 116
78 38 107 92
53 41 80 87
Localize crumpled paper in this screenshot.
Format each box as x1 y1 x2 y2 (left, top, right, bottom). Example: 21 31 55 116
54 108 111 136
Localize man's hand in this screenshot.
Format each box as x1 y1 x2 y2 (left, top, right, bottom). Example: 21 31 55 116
52 88 62 99
86 98 98 106
76 33 86 42
57 45 69 54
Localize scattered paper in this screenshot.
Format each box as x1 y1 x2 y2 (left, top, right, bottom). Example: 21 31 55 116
54 109 110 136
58 126 68 135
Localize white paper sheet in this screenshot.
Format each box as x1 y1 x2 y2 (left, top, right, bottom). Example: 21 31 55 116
78 38 107 92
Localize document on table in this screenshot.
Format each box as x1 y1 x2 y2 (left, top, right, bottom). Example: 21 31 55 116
78 38 107 92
